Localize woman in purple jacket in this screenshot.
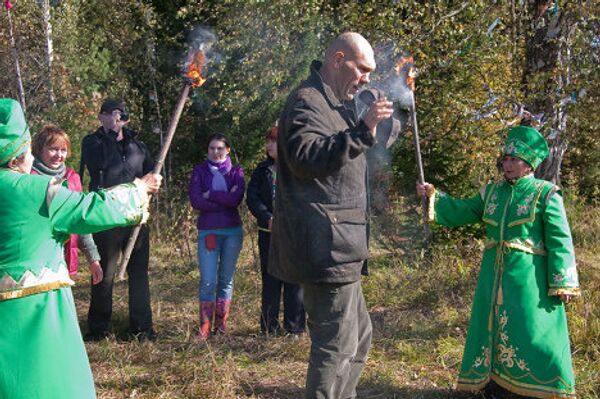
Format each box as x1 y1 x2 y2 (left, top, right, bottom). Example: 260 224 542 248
189 133 245 340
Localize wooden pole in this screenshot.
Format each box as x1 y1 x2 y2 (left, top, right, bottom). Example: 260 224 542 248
116 84 191 281
409 91 431 239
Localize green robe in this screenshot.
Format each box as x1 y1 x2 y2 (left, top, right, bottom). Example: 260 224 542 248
430 174 579 399
0 170 148 399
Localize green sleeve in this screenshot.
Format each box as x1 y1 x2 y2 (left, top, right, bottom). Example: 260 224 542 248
543 191 580 296
48 181 148 235
431 189 485 227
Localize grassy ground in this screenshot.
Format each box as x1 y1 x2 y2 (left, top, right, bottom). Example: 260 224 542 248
72 199 600 399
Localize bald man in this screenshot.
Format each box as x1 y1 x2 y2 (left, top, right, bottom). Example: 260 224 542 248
269 32 394 398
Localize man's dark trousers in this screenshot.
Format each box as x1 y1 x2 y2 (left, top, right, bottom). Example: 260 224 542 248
88 225 153 335
302 280 372 399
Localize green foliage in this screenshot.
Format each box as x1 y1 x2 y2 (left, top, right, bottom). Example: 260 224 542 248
561 12 600 203
168 0 332 169
1 0 598 201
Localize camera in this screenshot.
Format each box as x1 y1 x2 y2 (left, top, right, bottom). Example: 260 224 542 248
119 110 129 121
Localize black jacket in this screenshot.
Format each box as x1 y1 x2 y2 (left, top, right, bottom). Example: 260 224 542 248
269 61 376 285
80 127 154 192
246 158 276 230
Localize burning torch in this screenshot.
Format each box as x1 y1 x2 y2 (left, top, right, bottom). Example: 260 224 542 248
116 43 211 281
389 57 430 234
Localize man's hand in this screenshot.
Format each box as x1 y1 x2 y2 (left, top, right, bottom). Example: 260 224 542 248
140 173 162 194
89 261 104 285
362 98 394 135
114 119 128 140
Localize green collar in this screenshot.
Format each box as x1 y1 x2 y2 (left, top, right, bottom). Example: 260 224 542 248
506 173 534 187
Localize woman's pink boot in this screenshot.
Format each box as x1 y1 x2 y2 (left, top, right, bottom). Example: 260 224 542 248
214 299 231 334
197 301 215 340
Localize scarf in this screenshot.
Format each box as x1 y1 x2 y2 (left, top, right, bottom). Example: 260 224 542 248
32 157 66 178
207 156 232 192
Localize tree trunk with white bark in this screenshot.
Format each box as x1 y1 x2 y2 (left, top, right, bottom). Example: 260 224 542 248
522 0 576 185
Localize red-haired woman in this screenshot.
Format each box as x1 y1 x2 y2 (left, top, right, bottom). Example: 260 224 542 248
31 124 103 284
247 125 305 336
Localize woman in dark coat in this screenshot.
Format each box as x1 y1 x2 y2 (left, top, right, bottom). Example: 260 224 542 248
247 125 305 336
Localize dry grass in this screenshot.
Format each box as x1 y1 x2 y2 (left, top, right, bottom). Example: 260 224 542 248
71 200 600 399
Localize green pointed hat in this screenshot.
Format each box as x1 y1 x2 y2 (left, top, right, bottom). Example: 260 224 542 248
502 126 549 169
0 99 30 165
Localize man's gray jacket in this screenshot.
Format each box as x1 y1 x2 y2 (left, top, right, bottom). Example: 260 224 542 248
269 61 376 284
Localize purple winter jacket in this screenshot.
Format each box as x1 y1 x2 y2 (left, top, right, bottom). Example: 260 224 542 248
188 160 245 230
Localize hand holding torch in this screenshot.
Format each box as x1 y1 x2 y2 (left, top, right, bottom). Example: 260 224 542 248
116 45 210 281
391 57 430 233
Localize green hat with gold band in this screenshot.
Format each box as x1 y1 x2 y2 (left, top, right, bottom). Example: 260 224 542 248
0 98 30 165
502 126 549 169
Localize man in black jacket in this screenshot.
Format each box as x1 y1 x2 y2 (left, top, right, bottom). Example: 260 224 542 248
270 33 394 398
80 99 156 341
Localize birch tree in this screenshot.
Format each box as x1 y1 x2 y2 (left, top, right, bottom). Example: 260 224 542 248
38 0 55 107
522 0 578 184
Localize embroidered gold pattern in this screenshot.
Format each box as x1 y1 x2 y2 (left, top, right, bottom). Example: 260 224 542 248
503 139 537 165
565 264 579 284
486 193 499 215
552 264 579 286
503 238 546 255
507 182 546 227
497 311 530 372
105 181 147 223
504 141 517 155
473 346 491 369
516 193 535 216
553 273 566 284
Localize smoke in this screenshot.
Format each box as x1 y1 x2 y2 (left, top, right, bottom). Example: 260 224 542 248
358 41 414 166
384 62 415 111
357 41 430 247
181 27 221 84
367 42 416 111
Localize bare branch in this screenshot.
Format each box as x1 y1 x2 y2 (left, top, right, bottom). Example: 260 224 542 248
430 2 469 33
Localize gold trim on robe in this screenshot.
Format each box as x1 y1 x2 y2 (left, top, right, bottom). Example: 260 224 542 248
0 266 74 301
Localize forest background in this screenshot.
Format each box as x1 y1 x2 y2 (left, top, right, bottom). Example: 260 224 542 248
1 1 599 398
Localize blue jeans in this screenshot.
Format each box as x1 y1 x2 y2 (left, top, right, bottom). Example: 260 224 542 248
197 227 243 302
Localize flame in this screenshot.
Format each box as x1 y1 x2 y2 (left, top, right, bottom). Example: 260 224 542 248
186 50 207 88
394 56 416 91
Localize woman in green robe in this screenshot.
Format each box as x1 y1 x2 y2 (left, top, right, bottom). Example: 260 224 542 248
417 126 580 399
0 98 161 399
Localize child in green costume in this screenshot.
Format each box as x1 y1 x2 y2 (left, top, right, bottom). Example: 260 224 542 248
417 126 579 399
